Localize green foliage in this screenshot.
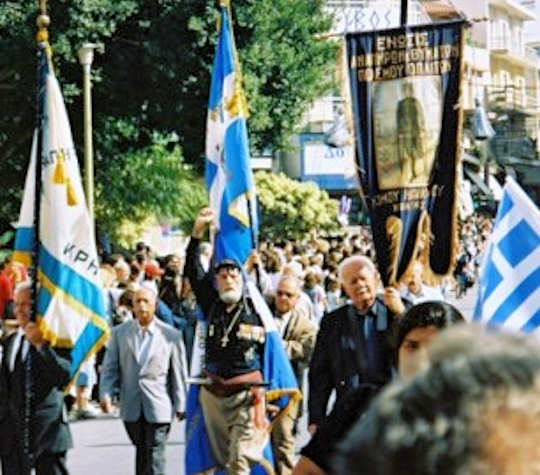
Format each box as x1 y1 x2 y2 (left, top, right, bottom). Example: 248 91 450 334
0 231 15 263
0 0 336 238
95 128 207 241
255 172 339 240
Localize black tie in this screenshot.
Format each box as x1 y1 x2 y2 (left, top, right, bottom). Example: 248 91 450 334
16 337 28 368
364 314 376 378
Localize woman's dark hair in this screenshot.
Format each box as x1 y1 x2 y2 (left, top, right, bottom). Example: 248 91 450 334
394 301 465 352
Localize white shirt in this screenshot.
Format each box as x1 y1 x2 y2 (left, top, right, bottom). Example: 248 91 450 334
401 285 445 305
8 328 29 372
136 319 156 365
275 311 292 338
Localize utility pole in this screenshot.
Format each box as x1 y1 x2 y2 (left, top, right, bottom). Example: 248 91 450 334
401 0 408 26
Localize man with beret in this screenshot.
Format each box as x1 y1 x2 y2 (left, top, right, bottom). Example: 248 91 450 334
184 207 268 475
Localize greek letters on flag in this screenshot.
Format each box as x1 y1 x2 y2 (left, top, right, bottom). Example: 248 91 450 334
346 21 466 285
13 44 109 382
474 177 540 334
205 3 257 265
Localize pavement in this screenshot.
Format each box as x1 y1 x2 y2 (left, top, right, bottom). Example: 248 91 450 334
64 288 477 475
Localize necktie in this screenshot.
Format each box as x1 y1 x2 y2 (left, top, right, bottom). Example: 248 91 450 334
138 329 151 364
364 314 376 379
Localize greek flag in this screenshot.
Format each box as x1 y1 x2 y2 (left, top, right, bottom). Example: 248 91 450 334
473 177 540 334
205 3 257 265
13 44 109 383
185 282 300 475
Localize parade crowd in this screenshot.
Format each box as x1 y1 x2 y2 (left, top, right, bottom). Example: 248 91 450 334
2 209 540 475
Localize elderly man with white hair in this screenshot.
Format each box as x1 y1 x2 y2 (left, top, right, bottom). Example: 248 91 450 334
307 255 405 435
184 207 271 475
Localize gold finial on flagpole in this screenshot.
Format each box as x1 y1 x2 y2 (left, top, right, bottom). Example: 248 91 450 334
36 0 50 44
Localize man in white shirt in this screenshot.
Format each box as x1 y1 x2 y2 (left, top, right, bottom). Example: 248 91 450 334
400 260 444 304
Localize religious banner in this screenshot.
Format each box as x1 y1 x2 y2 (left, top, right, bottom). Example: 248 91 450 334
346 20 466 285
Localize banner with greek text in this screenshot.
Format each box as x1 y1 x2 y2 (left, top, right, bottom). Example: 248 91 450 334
346 21 466 284
14 44 109 384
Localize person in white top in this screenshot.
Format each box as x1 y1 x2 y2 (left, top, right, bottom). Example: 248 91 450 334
400 260 444 305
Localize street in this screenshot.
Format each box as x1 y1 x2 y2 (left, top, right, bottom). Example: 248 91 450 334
63 288 477 475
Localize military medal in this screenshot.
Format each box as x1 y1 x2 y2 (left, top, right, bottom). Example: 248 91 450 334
244 346 255 363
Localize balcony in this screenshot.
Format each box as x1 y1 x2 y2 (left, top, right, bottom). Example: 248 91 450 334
491 35 525 55
491 36 540 67
488 86 538 115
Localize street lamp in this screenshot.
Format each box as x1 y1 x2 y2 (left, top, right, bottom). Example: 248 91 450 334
78 42 100 238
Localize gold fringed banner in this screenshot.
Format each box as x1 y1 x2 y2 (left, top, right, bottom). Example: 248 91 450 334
345 20 467 285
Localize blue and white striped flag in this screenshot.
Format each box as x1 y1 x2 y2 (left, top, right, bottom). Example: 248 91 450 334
185 6 300 473
205 3 257 265
473 176 540 334
13 44 109 384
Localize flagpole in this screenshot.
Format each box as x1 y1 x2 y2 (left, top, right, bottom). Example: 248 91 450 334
246 195 262 289
21 3 49 473
34 0 48 322
220 0 261 287
400 0 408 26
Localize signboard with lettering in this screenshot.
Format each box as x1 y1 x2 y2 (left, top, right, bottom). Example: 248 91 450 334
300 136 359 190
346 21 466 285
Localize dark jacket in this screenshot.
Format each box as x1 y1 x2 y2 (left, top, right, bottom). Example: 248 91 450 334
308 299 395 425
184 238 264 379
0 332 72 458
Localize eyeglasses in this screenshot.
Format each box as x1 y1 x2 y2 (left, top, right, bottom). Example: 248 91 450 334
216 267 241 278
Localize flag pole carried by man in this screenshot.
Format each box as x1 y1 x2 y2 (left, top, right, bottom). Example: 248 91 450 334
185 2 300 473
6 2 109 473
13 0 109 385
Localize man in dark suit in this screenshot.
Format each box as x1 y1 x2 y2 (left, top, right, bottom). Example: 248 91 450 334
0 282 72 474
308 256 405 435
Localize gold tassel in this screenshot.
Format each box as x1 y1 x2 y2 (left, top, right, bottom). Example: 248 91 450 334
66 179 78 206
53 153 67 184
385 216 403 286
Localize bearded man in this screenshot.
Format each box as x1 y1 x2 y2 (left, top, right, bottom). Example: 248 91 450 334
184 207 268 475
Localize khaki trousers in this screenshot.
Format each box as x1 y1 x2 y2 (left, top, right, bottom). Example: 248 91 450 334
271 403 298 475
199 386 268 474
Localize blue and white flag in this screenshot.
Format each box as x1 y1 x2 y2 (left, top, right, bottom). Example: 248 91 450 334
473 176 540 334
13 44 109 384
205 4 257 265
187 9 299 473
186 281 301 475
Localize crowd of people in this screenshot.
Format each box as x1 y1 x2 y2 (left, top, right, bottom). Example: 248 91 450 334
2 209 537 475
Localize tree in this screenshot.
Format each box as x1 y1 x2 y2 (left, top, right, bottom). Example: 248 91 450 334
95 128 207 241
255 172 339 240
0 0 336 236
